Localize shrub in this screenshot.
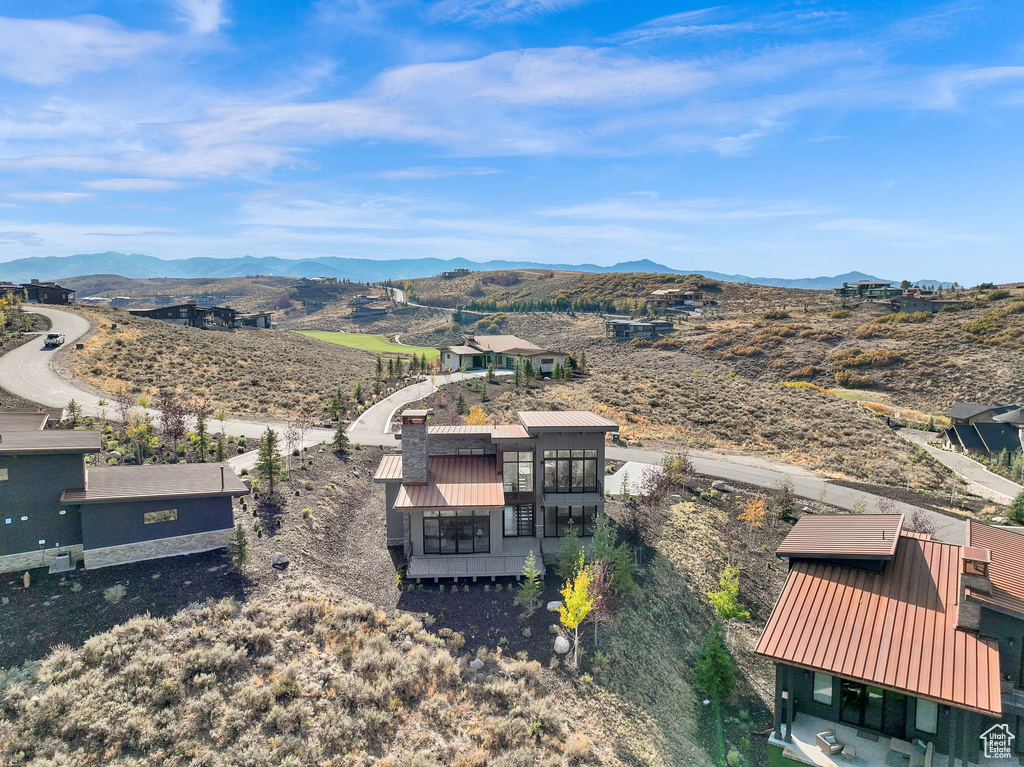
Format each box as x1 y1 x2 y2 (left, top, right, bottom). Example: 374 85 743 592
829 309 851 319
1009 491 1024 526
786 365 823 380
987 289 1011 301
103 584 127 604
760 309 790 320
873 311 931 324
834 369 873 388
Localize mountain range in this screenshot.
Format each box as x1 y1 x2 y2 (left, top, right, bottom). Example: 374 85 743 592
0 252 947 290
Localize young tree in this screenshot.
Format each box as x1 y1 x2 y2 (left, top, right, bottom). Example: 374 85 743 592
587 559 615 645
64 399 82 428
738 495 768 546
114 386 136 436
559 555 595 668
156 389 187 450
332 420 350 454
353 381 364 404
214 406 228 436
610 542 639 595
455 392 468 415
708 566 750 622
556 523 584 582
486 363 495 381
327 388 347 421
662 451 695 487
906 507 938 537
255 427 284 496
579 350 587 374
464 405 488 426
516 551 543 617
125 413 157 464
97 399 109 426
214 434 228 462
387 357 395 380
513 359 523 388
194 410 210 462
375 356 384 381
229 523 250 570
695 626 737 767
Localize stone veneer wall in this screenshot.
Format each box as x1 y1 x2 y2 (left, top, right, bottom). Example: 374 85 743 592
0 545 84 574
83 528 232 570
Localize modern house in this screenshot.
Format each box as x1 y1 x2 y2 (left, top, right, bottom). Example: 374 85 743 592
352 305 388 319
237 312 273 328
129 302 269 329
22 279 75 305
892 296 972 313
374 409 617 581
833 281 902 300
604 318 675 340
439 268 472 279
0 412 248 573
756 514 1024 766
648 289 712 308
0 282 26 299
437 335 566 374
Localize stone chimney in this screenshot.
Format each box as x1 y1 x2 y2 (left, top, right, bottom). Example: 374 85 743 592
957 546 992 632
400 410 430 485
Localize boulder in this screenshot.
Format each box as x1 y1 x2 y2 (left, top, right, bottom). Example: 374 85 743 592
469 658 485 672
546 600 563 612
271 552 289 568
553 636 571 654
108 450 122 460
711 480 731 492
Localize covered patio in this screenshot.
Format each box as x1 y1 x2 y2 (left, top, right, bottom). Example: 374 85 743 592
407 536 542 581
770 713 963 767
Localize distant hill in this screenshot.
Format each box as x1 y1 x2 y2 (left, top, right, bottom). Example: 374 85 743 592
0 251 940 290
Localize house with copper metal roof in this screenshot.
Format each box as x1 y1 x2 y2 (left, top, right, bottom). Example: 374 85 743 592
437 335 567 375
374 409 617 581
756 514 1024 766
0 411 247 574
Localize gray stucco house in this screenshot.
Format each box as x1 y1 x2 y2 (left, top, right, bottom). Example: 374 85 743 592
0 411 248 573
374 409 617 581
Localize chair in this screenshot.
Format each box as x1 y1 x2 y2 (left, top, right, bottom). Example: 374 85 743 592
817 730 844 755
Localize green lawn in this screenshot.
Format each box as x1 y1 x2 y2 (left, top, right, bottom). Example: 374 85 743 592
296 330 439 360
766 744 805 767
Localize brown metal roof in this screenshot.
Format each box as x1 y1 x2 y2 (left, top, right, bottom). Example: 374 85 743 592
61 463 248 504
517 411 618 431
756 532 1002 716
492 425 532 439
394 456 503 510
466 335 545 354
0 412 49 431
428 425 496 435
374 454 403 481
776 514 904 559
0 430 101 454
967 521 1024 618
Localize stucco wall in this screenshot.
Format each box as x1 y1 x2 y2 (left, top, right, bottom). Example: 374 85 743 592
0 453 86 557
79 495 234 550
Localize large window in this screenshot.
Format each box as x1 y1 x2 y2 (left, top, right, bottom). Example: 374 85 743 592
543 449 599 493
544 505 597 537
813 673 833 705
503 451 534 492
423 510 490 554
457 448 485 456
504 504 534 537
915 699 938 735
840 680 907 738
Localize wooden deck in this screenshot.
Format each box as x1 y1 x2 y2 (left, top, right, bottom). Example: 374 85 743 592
407 537 544 581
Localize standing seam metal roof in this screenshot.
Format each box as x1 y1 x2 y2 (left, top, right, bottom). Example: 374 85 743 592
756 532 1002 715
393 456 504 510
775 514 904 559
967 521 1024 618
517 411 618 430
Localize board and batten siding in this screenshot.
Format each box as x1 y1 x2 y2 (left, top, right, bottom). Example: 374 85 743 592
0 453 86 559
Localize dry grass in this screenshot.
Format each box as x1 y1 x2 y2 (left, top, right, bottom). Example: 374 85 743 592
0 586 655 767
67 306 374 417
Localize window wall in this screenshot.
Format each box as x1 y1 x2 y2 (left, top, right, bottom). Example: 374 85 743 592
543 449 599 493
502 451 534 492
544 505 597 537
422 510 490 554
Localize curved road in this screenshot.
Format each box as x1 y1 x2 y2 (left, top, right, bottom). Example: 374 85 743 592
0 307 983 544
898 428 1022 503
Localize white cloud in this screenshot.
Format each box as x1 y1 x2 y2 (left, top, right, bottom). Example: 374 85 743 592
171 0 227 34
815 218 989 247
429 0 589 25
363 166 500 179
543 197 821 223
7 191 94 204
0 15 164 86
81 178 186 191
0 230 43 246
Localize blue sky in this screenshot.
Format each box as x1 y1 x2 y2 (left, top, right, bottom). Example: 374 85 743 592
0 1 1022 282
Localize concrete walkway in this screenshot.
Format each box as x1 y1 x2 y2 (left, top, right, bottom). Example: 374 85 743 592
897 428 1023 504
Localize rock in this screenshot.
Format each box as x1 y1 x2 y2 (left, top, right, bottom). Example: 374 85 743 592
553 636 571 654
476 673 485 682
469 658 485 672
271 552 289 567
669 494 682 503
108 450 122 459
401 640 414 651
546 600 562 612
123 453 137 464
711 480 731 492
485 674 495 682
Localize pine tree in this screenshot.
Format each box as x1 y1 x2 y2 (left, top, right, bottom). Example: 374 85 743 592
556 523 583 582
513 359 522 388
387 358 395 380
579 350 587 374
695 627 737 700
353 381 363 403
456 392 468 415
516 551 542 616
375 356 383 381
214 434 227 462
332 420 350 454
194 411 210 462
486 363 495 381
64 399 82 428
1009 491 1024 526
255 427 284 496
229 523 250 570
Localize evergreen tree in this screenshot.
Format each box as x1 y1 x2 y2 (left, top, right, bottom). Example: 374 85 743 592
375 356 383 381
194 411 210 462
513 359 522 388
229 523 250 570
64 399 82 428
591 513 617 563
695 627 737 700
332 420 350 454
486 363 495 381
214 434 227 462
353 381 364 403
516 551 542 617
387 358 395 380
1009 491 1024 526
456 392 468 415
611 543 638 595
255 427 284 496
579 350 587 374
556 523 584 582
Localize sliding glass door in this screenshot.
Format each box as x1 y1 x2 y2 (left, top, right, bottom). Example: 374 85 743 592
423 510 490 554
839 679 907 739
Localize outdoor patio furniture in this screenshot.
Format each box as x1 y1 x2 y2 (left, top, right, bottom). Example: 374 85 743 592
817 730 844 755
839 745 858 761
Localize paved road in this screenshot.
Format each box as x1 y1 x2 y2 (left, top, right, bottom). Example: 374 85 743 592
0 307 971 543
897 428 1023 503
1 308 332 472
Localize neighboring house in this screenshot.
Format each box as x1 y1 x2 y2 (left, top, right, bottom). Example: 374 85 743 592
129 302 242 328
437 335 566 374
440 268 472 279
374 409 617 581
892 296 972 313
942 422 1022 459
348 294 377 306
0 413 247 573
22 279 75 305
237 312 273 328
109 296 134 307
352 305 388 319
994 408 1024 453
0 282 26 299
946 402 1014 425
648 289 712 308
833 280 902 299
604 319 675 340
757 514 1024 765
